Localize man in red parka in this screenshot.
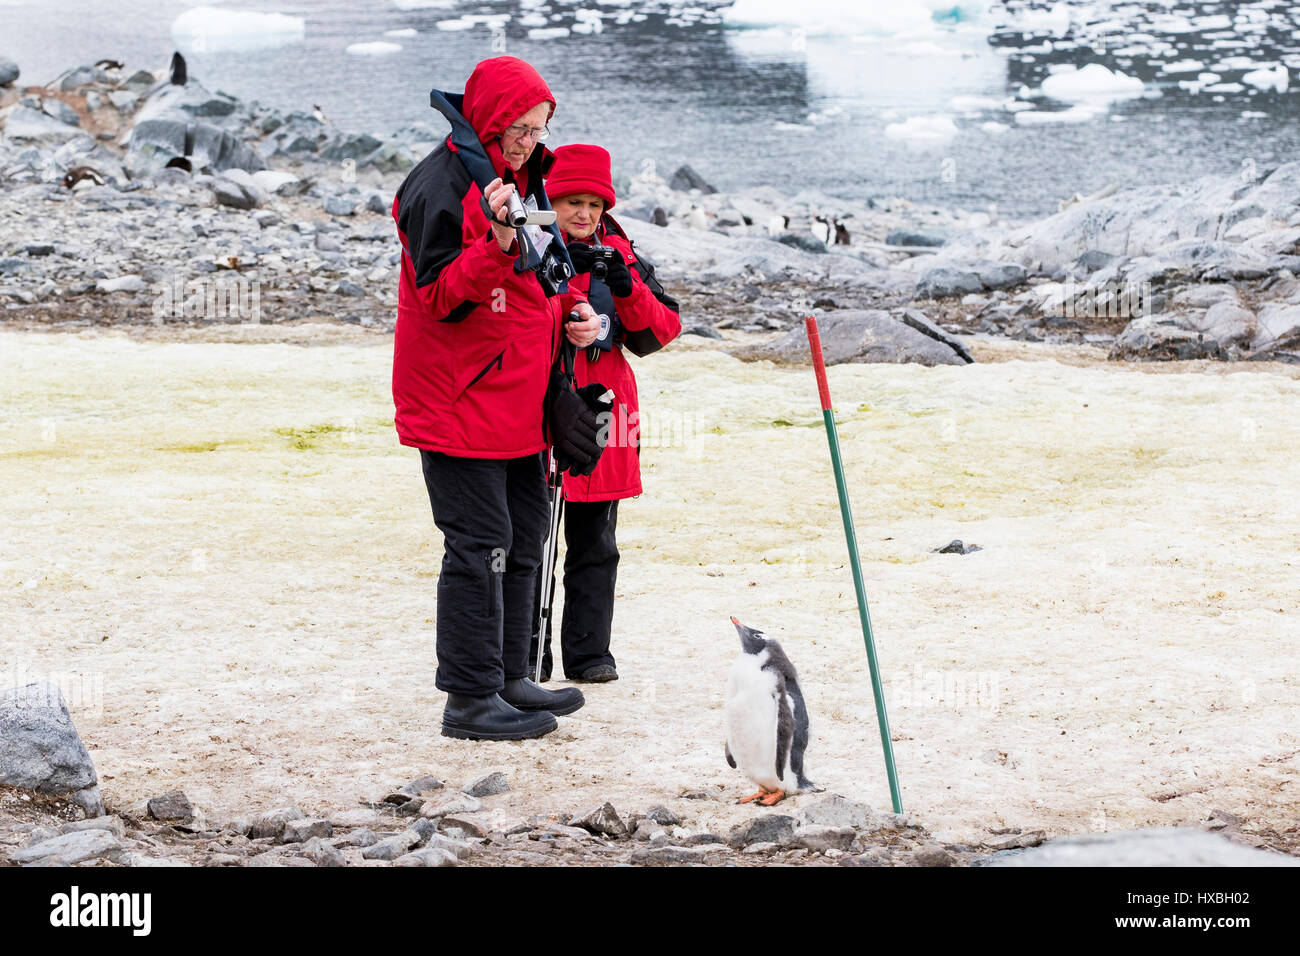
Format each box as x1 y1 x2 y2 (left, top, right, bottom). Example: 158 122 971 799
392 58 603 740
532 144 682 682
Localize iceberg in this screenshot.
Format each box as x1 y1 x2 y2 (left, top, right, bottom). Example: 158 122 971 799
1041 64 1145 103
1242 64 1289 93
884 114 958 144
171 6 305 53
346 41 402 56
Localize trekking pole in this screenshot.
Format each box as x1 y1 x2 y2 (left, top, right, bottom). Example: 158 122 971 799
533 451 564 683
804 315 903 814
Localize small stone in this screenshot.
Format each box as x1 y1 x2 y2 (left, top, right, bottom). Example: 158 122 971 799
742 841 779 854
248 806 304 840
394 846 458 867
383 774 444 804
361 829 422 861
10 829 121 866
629 844 727 865
439 815 489 839
281 818 332 844
324 195 358 217
336 828 378 848
791 824 857 853
419 792 482 819
60 816 126 838
463 772 510 798
571 802 628 839
647 806 686 827
335 280 365 297
800 794 876 830
394 797 425 817
683 832 726 846
728 814 797 848
147 790 193 822
0 59 19 87
914 846 957 867
1206 809 1244 830
297 836 346 867
95 275 147 294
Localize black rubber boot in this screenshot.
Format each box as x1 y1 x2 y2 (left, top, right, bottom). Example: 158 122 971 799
500 677 585 717
441 693 558 741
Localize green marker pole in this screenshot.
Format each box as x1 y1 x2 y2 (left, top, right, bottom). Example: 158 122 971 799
805 315 903 814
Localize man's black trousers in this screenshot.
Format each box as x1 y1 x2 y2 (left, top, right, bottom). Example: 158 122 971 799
420 449 549 696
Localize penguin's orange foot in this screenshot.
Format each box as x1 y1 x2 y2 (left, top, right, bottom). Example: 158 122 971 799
758 789 787 806
738 789 769 804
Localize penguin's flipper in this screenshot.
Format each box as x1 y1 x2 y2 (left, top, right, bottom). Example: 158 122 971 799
787 677 813 789
725 741 736 770
774 683 794 784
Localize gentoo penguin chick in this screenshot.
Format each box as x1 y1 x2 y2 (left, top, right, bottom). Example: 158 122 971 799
652 206 669 227
685 204 708 230
724 616 814 806
61 166 106 191
834 219 851 245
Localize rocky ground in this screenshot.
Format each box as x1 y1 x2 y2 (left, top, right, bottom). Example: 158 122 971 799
4 54 1298 366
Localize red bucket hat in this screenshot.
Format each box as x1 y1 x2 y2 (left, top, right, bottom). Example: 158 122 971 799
546 143 616 211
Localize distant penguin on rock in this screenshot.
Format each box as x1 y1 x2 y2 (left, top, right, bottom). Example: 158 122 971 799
61 166 106 191
686 204 708 231
810 215 832 246
651 206 669 227
724 616 815 806
170 52 187 87
765 214 789 237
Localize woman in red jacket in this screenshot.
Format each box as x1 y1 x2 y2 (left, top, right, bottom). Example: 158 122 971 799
533 144 682 682
392 58 603 740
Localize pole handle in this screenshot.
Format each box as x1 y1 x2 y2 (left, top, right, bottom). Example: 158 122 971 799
805 315 833 412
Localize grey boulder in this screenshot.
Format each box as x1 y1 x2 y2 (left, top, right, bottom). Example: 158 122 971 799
732 309 970 366
0 682 104 816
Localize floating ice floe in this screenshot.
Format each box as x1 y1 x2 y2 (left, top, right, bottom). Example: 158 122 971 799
884 114 958 144
346 41 402 56
980 121 1008 133
528 27 570 40
1159 59 1205 74
1243 64 1289 93
1041 64 1145 103
171 6 305 53
1013 104 1102 125
384 28 418 38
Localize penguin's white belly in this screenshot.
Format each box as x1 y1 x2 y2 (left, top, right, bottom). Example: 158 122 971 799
725 654 788 791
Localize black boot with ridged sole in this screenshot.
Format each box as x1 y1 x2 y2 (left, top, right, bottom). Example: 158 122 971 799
441 692 558 740
500 677 585 717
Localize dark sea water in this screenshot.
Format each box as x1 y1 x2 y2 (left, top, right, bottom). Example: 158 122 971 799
3 0 1299 217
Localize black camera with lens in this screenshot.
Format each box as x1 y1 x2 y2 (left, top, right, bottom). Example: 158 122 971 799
536 247 574 298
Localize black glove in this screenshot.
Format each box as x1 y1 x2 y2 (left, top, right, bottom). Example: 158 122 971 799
547 370 614 478
601 253 634 297
565 241 597 275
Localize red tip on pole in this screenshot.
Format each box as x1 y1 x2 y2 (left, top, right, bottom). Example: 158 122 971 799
805 315 833 412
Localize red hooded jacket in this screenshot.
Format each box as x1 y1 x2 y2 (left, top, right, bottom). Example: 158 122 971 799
391 58 585 458
562 216 682 502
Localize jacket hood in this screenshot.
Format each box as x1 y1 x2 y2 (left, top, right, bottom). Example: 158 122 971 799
463 56 555 144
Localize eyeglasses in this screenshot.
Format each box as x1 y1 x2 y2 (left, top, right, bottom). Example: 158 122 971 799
504 123 550 143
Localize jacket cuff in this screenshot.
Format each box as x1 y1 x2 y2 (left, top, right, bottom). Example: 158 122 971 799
484 229 517 263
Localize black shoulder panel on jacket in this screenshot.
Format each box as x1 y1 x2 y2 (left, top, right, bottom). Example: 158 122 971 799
396 144 474 290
